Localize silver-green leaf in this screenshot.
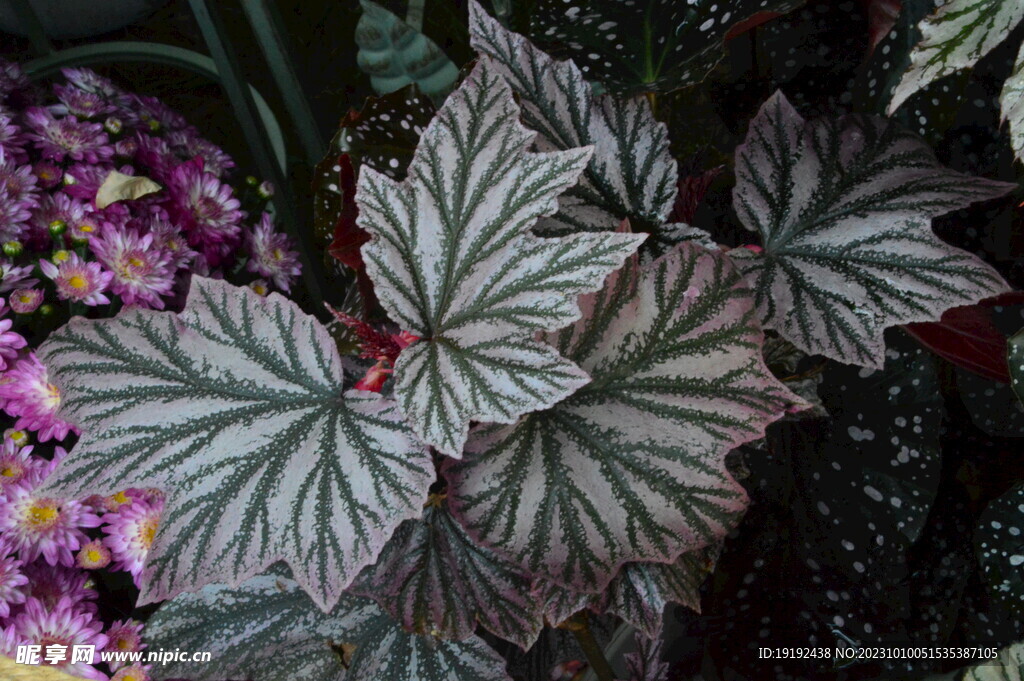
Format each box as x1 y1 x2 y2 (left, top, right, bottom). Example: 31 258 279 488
357 59 645 457
445 243 802 592
1012 328 1024 407
146 567 379 681
350 500 544 649
35 277 433 611
888 0 1024 115
731 91 1013 368
469 1 677 236
1005 41 1024 166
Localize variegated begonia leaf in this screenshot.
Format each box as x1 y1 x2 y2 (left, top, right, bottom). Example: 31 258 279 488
445 242 802 592
958 642 1024 681
887 0 1024 115
349 498 543 650
623 632 670 681
729 91 1014 368
355 0 458 101
357 59 646 457
344 610 514 681
34 277 433 610
145 566 379 681
528 0 805 94
1005 42 1024 166
536 548 714 638
469 2 677 236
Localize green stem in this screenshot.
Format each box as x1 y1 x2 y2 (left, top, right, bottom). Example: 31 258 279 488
567 613 615 681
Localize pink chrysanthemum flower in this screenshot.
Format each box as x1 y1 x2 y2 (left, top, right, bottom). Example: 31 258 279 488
0 485 102 566
104 619 145 671
0 538 28 617
0 150 39 242
90 227 174 309
0 623 25 658
0 352 79 442
14 597 108 680
132 133 176 182
75 540 111 570
245 213 301 292
112 662 151 681
0 439 46 500
62 162 116 203
9 288 43 314
21 562 97 614
28 192 88 248
39 252 113 306
0 261 38 293
146 218 195 270
32 160 62 189
165 128 234 177
52 84 115 120
0 299 26 370
0 114 27 164
165 157 243 262
103 498 163 587
99 489 147 514
4 428 30 447
24 107 113 164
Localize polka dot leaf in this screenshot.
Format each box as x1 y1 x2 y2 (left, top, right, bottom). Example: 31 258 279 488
469 2 678 237
357 60 646 457
348 501 544 650
729 91 1014 368
1011 328 1024 407
975 483 1024 617
444 242 802 593
34 277 434 612
888 0 1024 115
526 0 806 94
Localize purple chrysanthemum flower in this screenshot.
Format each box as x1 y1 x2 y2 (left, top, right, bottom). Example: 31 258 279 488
52 84 115 120
165 127 234 177
0 538 28 618
75 539 111 571
0 60 30 103
14 596 108 680
127 94 186 132
0 298 26 371
0 623 25 659
20 562 97 615
102 497 163 588
0 149 40 242
112 662 151 681
132 132 177 182
32 160 62 189
104 619 145 671
28 192 88 248
0 439 47 501
39 252 113 306
0 485 102 566
146 218 196 270
9 288 43 314
90 226 175 308
0 352 79 442
24 107 113 164
0 113 27 163
166 157 243 264
246 212 301 292
61 67 130 108
0 261 38 293
62 162 117 203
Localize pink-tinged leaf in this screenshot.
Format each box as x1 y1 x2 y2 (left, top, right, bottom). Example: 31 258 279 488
731 90 1013 368
350 501 544 649
669 166 723 226
35 277 433 611
357 59 645 457
622 632 670 681
446 242 804 592
903 292 1024 383
861 0 902 56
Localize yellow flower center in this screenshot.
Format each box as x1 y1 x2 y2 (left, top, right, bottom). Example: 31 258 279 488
117 639 131 650
27 501 60 528
1 464 22 478
53 250 70 263
68 275 88 289
128 256 145 268
44 383 60 411
272 248 284 261
86 548 103 562
79 224 95 233
17 294 32 304
140 517 159 549
112 491 130 505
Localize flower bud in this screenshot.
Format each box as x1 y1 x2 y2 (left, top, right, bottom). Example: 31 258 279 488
48 219 67 236
2 241 22 257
